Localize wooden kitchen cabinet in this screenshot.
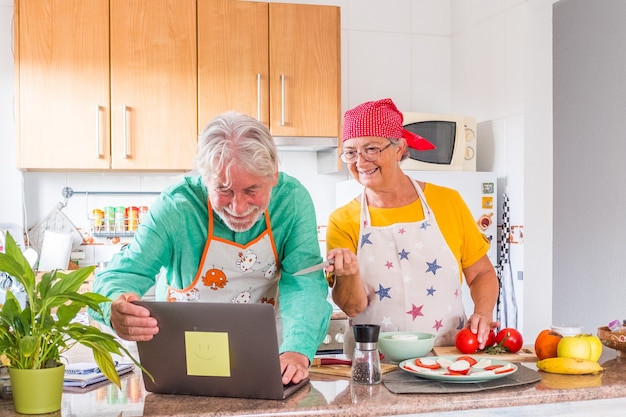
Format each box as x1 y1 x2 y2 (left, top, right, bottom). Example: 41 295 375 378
15 0 197 171
198 0 341 139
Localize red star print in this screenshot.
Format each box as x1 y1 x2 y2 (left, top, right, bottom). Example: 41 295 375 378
455 289 460 298
407 304 424 320
433 319 443 331
398 227 406 234
385 261 394 269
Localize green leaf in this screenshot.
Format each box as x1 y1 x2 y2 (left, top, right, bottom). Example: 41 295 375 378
47 267 95 297
55 303 84 326
18 336 38 358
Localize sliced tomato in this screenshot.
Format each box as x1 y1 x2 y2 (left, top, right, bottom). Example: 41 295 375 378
447 359 471 375
483 364 504 371
456 355 478 366
414 358 441 370
494 366 515 374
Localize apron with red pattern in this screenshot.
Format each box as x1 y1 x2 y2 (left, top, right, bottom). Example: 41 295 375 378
166 202 280 312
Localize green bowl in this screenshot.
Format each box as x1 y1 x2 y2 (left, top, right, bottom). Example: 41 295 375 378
378 331 436 363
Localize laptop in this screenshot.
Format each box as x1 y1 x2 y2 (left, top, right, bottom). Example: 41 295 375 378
132 301 310 400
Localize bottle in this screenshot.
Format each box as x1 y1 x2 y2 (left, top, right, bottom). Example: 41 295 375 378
115 206 126 233
92 209 104 233
104 206 115 233
127 206 139 232
351 324 382 385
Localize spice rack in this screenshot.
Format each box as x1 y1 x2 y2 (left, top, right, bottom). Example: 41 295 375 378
61 187 160 238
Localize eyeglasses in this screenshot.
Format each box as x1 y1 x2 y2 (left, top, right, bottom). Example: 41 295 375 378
340 142 393 164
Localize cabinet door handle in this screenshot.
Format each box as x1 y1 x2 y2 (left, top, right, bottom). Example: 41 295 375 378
280 74 285 126
123 105 129 159
96 106 103 158
256 73 262 121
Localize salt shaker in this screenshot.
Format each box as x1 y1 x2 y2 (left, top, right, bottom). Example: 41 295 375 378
351 324 382 385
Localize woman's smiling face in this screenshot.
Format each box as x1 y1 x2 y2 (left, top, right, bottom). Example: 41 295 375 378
343 136 402 188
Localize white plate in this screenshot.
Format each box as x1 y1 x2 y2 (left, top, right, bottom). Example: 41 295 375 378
399 355 518 383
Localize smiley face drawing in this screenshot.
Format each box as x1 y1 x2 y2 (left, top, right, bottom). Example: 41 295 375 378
185 331 231 377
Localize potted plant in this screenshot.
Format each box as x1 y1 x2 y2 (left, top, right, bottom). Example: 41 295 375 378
0 232 148 414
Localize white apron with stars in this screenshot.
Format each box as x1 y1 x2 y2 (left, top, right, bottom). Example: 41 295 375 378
345 179 466 354
166 202 282 334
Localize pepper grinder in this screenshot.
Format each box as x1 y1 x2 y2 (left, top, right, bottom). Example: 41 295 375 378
351 324 382 385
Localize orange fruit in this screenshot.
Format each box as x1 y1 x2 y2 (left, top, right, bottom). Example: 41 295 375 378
534 329 562 360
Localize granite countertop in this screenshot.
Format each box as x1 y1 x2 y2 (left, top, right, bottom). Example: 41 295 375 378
1 345 625 417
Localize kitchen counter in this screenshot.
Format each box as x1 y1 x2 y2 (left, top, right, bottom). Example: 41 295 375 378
1 345 625 417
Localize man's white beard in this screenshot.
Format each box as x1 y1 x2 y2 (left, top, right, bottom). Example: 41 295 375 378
214 206 263 232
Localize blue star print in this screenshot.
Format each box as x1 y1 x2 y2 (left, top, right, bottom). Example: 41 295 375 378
420 221 432 231
360 232 373 248
456 318 465 330
425 259 442 275
398 249 410 260
375 284 392 301
426 286 436 296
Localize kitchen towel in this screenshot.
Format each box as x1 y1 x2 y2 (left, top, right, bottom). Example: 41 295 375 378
383 363 541 394
38 230 72 271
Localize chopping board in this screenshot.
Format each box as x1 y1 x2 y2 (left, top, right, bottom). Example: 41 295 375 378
432 344 538 362
310 363 397 378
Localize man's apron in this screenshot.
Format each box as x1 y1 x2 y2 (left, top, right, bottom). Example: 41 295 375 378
166 203 282 335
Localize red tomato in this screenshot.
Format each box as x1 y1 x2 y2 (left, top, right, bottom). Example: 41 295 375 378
494 328 524 353
483 329 497 349
456 355 478 366
455 328 479 354
414 358 441 370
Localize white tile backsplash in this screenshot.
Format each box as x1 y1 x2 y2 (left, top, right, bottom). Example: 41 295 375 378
410 34 451 113
347 0 412 33
347 30 413 109
410 0 451 36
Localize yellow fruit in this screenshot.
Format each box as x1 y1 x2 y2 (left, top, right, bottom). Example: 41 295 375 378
536 357 604 375
557 335 591 360
580 334 603 361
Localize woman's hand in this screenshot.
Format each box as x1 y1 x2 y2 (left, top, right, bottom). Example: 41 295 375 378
326 248 367 316
325 248 359 279
467 312 499 350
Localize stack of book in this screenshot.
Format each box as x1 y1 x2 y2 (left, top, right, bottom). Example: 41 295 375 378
64 362 135 388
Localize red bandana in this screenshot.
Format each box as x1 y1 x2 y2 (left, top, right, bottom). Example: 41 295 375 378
342 98 436 151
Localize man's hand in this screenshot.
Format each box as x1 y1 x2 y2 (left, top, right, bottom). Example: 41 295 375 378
279 351 310 385
110 293 159 341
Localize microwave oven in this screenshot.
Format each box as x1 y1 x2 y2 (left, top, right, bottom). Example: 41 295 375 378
400 112 477 172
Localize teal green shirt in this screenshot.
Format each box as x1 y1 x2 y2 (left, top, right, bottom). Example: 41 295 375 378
90 173 332 362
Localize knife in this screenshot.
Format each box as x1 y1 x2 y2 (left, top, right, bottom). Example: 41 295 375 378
293 259 334 276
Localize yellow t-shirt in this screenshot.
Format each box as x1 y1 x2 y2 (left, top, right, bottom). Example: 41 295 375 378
326 182 491 281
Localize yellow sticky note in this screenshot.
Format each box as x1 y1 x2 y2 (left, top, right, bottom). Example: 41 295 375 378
184 331 231 377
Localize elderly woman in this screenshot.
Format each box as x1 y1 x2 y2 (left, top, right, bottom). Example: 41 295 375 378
325 98 499 354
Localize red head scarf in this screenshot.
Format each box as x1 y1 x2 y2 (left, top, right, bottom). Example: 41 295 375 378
342 98 436 151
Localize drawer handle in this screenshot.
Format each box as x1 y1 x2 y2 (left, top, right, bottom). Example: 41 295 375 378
280 74 285 126
123 105 129 159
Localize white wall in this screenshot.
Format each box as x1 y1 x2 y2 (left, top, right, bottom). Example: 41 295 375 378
553 0 625 336
0 0 556 340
